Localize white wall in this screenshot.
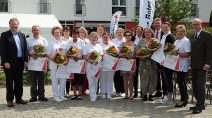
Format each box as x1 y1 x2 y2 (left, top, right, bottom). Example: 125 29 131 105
198 0 212 22
10 0 37 14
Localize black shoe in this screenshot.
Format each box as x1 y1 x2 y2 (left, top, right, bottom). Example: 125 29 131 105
142 95 148 101
190 106 205 110
140 92 143 98
16 99 28 104
149 95 154 101
77 95 83 100
29 97 37 102
153 91 162 97
192 109 202 114
133 92 138 98
71 95 77 100
174 101 187 107
38 97 48 101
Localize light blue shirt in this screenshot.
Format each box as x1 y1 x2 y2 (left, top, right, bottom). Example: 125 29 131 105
13 32 22 57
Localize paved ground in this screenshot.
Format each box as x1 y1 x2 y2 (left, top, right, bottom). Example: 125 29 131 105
0 85 211 118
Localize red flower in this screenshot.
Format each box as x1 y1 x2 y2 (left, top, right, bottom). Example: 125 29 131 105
89 54 94 59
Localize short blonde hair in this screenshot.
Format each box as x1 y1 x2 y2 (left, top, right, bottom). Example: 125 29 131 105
89 31 98 39
51 26 63 35
79 27 88 37
116 28 124 34
176 25 187 32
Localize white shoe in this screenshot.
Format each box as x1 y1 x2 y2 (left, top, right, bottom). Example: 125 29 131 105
120 93 125 97
107 95 112 99
101 94 106 99
90 97 97 102
60 97 68 101
160 96 173 104
54 98 62 102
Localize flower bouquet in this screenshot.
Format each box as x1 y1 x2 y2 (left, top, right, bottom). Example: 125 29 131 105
86 51 101 63
147 38 161 51
32 44 46 55
164 43 177 55
106 45 118 57
66 46 80 58
135 48 150 58
53 50 67 65
119 46 132 58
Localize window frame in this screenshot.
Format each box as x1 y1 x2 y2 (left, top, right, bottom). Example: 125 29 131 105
112 0 127 16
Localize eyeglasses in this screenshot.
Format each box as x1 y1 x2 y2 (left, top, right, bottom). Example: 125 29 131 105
125 35 132 37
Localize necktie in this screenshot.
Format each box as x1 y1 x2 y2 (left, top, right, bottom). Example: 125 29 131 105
194 33 198 39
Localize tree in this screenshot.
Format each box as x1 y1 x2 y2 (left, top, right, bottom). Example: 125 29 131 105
154 0 194 25
209 10 212 27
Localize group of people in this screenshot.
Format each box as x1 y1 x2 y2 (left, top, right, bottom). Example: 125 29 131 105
0 17 212 115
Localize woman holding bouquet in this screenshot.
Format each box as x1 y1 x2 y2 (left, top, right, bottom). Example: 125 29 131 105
47 26 68 102
66 28 85 100
119 30 135 100
174 25 190 107
62 26 72 96
83 32 104 101
99 32 118 99
136 28 158 101
79 27 90 96
111 28 126 97
159 22 175 104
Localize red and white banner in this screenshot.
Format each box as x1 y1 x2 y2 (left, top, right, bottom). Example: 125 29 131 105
110 11 122 35
139 0 155 28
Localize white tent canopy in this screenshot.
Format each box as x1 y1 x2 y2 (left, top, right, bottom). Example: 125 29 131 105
0 13 62 39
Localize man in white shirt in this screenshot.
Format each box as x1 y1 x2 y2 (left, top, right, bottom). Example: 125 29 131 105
27 25 48 102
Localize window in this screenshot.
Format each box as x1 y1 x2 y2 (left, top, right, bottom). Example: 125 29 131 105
38 0 51 14
135 0 140 16
0 0 9 12
75 0 83 15
191 3 197 17
112 0 126 16
59 21 74 29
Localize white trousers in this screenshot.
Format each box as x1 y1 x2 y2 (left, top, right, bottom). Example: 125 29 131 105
51 69 66 99
87 74 99 100
99 71 115 95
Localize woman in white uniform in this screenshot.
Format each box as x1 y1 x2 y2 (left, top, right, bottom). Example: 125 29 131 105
82 32 103 101
99 32 117 99
47 26 68 102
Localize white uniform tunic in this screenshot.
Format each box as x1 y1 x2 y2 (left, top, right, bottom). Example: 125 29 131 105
47 38 68 101
83 43 103 101
99 42 116 97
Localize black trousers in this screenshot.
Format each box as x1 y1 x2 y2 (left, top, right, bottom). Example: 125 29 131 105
29 70 45 98
155 64 167 95
192 69 206 110
133 59 139 94
163 67 174 93
176 71 188 102
4 58 24 102
114 70 124 93
66 80 71 93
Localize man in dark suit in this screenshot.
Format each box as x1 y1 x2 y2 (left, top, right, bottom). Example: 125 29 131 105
152 18 166 98
190 18 212 114
0 18 28 107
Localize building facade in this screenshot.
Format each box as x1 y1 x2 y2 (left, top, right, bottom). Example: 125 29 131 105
0 0 211 32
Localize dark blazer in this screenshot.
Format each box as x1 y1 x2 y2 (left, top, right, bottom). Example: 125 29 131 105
154 30 164 41
190 30 212 69
0 30 28 67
